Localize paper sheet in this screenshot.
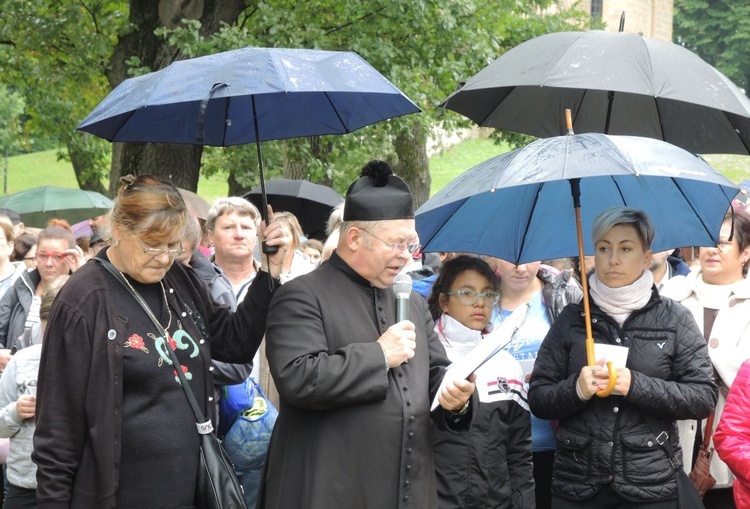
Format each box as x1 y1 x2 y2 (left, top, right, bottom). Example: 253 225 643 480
431 303 530 411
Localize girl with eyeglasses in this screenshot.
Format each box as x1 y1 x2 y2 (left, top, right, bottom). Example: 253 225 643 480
428 255 534 508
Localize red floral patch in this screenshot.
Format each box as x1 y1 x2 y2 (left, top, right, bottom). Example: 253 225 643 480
174 364 189 377
124 334 149 353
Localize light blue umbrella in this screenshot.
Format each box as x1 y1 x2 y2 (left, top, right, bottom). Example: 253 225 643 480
416 133 739 265
417 132 740 397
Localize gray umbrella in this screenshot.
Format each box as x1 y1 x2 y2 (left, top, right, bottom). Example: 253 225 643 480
440 30 750 155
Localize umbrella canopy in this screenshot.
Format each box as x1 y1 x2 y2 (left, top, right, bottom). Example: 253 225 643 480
440 30 750 155
243 178 342 240
77 47 420 146
178 188 211 221
0 186 114 229
416 133 740 265
77 46 420 250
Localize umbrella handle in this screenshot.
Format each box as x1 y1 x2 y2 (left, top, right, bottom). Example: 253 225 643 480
596 362 617 398
586 336 617 398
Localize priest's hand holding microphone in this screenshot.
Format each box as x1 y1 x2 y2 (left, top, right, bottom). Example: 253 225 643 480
377 274 475 413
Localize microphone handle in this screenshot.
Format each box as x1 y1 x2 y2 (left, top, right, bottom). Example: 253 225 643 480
395 296 409 323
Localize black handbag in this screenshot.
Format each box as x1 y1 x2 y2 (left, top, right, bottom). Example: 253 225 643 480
644 416 705 509
96 258 247 509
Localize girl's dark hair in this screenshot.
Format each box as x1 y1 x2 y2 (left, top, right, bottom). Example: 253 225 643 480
427 255 499 321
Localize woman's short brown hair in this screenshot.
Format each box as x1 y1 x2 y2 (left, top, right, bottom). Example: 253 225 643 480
111 175 188 244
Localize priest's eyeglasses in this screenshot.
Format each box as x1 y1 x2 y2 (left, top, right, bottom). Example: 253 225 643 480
359 228 420 255
444 289 500 306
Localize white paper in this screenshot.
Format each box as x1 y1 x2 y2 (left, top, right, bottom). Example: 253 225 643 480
593 344 629 396
593 344 629 368
431 303 530 411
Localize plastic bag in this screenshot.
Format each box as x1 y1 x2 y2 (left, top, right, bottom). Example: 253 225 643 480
221 378 278 508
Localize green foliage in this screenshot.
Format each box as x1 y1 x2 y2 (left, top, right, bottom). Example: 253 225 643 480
0 83 25 155
0 0 128 183
1 0 589 191
674 0 750 92
156 0 589 188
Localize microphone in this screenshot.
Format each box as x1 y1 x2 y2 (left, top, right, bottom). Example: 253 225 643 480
393 273 413 323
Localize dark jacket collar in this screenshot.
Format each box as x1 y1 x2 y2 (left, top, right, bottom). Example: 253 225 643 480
328 250 378 290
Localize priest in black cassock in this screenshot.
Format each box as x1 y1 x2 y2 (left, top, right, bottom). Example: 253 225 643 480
258 160 476 509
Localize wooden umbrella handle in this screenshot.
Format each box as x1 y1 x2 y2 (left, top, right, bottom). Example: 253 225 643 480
597 362 617 398
585 336 617 398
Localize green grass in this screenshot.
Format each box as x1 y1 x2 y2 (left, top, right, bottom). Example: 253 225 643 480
4 142 750 201
702 153 750 185
429 138 510 195
3 148 229 200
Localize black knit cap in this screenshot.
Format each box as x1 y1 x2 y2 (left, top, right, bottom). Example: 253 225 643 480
343 160 414 221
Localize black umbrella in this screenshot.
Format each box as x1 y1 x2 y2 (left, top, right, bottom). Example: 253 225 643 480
243 179 342 240
440 30 750 155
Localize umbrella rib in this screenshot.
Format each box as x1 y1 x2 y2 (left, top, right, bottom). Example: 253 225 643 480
654 97 666 141
669 177 718 243
724 111 750 154
323 92 350 132
474 87 516 128
222 96 231 146
514 183 543 264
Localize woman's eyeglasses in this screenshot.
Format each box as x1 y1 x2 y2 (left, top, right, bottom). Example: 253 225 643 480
444 289 500 306
135 236 185 258
35 252 69 263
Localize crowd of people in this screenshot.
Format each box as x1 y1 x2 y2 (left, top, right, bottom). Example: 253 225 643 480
0 164 747 509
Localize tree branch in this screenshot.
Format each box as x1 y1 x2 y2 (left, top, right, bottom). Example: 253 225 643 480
323 6 387 36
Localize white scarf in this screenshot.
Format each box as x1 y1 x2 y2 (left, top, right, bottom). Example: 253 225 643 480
435 314 488 356
694 274 746 309
588 270 654 325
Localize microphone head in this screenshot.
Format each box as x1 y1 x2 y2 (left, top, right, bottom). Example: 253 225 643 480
393 273 413 298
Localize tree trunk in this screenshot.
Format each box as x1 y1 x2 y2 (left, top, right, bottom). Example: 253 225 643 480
392 122 430 209
104 0 246 193
67 144 109 196
281 136 334 185
110 142 204 192
227 171 254 198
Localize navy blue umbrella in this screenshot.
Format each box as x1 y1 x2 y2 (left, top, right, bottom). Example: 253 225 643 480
77 47 420 146
77 47 420 248
416 132 739 265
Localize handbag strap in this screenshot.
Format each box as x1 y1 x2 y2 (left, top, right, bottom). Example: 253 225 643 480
93 258 214 435
642 414 681 470
702 412 716 448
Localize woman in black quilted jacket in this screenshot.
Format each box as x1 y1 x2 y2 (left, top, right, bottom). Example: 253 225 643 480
528 207 717 508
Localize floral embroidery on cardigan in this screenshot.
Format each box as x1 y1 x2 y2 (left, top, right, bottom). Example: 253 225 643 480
126 324 200 382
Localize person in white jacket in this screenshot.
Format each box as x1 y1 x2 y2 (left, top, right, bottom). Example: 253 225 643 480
661 207 750 509
0 275 68 509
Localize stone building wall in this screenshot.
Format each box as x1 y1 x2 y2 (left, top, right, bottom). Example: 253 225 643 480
560 0 673 41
